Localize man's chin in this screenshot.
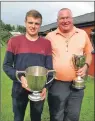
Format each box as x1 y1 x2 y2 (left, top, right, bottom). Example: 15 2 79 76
63 29 70 33
29 33 37 36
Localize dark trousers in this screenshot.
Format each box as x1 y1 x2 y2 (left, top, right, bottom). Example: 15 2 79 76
12 96 44 121
48 79 84 121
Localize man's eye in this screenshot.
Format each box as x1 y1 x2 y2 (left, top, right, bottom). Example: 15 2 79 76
35 23 40 25
28 22 40 25
28 22 33 24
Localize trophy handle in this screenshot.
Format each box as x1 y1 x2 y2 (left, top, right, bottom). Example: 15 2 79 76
46 70 56 84
16 71 26 83
72 54 77 70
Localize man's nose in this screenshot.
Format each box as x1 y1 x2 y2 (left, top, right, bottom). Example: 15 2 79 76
64 18 68 22
32 23 35 28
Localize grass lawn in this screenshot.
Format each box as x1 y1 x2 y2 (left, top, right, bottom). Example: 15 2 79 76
1 46 94 121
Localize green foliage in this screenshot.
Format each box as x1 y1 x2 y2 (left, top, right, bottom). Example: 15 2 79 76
16 25 26 33
11 25 15 31
0 20 12 45
4 24 12 31
0 30 12 44
0 20 25 45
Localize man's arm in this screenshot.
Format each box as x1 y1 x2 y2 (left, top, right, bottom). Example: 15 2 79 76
40 40 54 100
77 32 93 77
3 38 19 81
44 40 54 89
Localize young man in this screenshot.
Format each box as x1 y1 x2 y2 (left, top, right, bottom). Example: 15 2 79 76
3 10 53 121
46 8 93 121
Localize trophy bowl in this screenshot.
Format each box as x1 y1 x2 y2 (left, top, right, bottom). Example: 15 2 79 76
16 66 55 101
72 54 86 89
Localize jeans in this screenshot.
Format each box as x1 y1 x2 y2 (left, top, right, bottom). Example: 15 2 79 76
12 95 44 121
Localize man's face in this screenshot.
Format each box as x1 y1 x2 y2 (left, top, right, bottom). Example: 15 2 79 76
25 16 41 36
57 9 73 33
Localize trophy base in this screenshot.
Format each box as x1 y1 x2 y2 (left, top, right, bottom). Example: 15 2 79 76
28 92 42 102
72 84 85 90
72 76 86 90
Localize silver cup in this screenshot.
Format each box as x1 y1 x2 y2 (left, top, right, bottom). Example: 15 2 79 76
72 54 86 89
16 66 55 101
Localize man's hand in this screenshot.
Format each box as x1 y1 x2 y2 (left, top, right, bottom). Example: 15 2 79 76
20 76 31 92
76 64 88 77
40 88 47 100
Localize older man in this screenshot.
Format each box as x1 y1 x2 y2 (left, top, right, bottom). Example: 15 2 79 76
46 8 93 121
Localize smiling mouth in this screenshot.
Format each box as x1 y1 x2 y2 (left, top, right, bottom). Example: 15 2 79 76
61 24 69 27
64 24 69 26
30 30 35 32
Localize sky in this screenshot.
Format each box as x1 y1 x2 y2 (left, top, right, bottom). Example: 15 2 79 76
1 1 94 26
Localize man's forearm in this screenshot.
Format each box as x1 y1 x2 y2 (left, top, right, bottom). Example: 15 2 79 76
85 53 92 66
3 51 17 81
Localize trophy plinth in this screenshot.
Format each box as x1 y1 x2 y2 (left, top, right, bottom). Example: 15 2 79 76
72 54 85 90
16 66 55 101
72 76 85 89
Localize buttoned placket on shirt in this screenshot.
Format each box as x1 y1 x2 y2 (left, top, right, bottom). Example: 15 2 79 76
65 33 77 52
56 28 79 52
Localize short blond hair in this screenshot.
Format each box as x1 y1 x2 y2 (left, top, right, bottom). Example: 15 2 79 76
25 10 42 24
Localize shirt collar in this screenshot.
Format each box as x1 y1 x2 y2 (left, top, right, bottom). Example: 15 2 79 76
55 26 79 37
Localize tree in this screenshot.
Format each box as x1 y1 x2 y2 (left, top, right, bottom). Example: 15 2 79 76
16 25 26 33
11 25 15 31
0 20 12 45
4 24 12 31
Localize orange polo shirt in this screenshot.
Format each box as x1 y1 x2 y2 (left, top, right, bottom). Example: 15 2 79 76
46 26 93 81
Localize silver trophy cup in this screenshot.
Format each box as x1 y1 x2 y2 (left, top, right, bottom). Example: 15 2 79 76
72 54 85 89
16 66 55 101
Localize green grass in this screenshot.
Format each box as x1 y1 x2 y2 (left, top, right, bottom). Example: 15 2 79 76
1 46 94 121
